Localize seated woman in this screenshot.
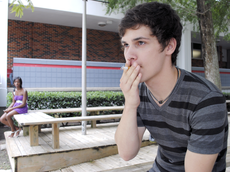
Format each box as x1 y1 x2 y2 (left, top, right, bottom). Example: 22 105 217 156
0 76 28 138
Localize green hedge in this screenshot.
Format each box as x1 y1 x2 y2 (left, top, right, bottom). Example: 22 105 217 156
7 91 230 117
7 91 125 117
223 92 230 99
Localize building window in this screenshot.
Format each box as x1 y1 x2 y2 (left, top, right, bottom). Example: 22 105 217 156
192 43 202 59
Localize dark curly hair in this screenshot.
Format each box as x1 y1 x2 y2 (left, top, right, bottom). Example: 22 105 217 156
13 76 23 88
119 2 183 65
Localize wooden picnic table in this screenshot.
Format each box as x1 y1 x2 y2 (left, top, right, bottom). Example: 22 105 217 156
14 111 122 149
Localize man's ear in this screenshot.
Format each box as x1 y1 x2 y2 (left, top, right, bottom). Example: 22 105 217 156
166 38 177 55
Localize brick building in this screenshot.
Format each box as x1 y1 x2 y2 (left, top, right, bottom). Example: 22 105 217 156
3 0 230 89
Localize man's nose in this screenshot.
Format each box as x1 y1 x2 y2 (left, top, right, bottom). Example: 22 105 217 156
125 45 137 61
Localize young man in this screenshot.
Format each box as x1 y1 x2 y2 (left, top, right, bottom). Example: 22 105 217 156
116 2 228 172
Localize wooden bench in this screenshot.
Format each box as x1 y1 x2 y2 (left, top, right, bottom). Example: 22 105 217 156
28 106 124 128
14 106 124 149
28 106 124 114
15 111 54 136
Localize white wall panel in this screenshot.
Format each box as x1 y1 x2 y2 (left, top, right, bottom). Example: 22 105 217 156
0 0 8 107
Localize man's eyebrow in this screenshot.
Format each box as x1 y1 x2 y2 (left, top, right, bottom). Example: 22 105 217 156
121 40 126 44
121 36 150 43
133 37 150 41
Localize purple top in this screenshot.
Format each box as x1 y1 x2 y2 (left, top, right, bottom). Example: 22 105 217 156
12 95 28 114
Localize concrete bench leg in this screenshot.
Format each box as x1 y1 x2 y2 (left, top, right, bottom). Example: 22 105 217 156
29 125 39 146
52 123 59 149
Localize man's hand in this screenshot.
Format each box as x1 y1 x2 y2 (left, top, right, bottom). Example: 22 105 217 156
115 61 143 161
120 62 142 109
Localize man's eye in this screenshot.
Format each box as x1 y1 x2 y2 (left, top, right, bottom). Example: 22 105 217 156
123 43 129 47
121 44 129 50
138 41 145 45
121 44 128 50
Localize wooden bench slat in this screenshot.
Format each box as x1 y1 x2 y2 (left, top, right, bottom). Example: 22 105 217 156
30 112 54 120
35 112 54 119
22 114 35 121
28 106 124 114
20 114 122 126
15 112 54 124
14 114 33 124
27 112 47 121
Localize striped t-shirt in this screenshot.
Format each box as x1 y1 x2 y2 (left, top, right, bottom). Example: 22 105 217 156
137 68 228 172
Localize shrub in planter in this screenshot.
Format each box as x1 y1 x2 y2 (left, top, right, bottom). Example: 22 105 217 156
7 91 125 117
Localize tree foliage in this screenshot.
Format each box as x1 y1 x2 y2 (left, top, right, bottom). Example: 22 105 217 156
10 0 34 18
105 0 230 40
105 0 230 89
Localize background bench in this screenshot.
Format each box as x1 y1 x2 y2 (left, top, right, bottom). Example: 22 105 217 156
14 106 124 149
28 106 124 128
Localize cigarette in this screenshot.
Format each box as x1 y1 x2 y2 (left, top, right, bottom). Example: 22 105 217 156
120 66 130 70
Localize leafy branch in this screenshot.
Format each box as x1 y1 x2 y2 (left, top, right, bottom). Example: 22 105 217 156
9 0 34 18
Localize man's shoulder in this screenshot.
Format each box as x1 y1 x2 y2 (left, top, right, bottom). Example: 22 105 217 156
180 69 222 94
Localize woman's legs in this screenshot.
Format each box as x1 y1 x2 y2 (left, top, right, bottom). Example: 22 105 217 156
6 110 19 137
15 127 22 137
0 112 10 127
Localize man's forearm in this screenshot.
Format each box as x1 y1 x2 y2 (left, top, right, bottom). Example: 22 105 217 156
115 106 143 161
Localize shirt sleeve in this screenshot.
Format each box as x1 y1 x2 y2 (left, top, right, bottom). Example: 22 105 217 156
187 91 228 154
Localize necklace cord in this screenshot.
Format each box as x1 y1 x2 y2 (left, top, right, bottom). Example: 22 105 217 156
149 68 180 104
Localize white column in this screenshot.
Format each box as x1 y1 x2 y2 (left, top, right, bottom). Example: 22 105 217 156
177 26 191 72
81 0 87 135
0 0 8 107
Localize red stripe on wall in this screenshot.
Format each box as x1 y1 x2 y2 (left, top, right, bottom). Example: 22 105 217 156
192 70 230 75
192 70 203 73
7 69 12 78
13 63 121 70
13 64 230 74
88 66 121 70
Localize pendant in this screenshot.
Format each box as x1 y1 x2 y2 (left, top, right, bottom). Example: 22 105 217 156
159 100 163 104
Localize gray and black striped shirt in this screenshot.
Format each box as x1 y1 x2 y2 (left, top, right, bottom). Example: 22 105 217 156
137 68 228 172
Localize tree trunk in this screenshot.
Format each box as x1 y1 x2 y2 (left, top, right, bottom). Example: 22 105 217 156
196 0 222 90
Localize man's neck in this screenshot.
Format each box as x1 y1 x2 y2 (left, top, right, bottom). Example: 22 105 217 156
145 65 179 105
